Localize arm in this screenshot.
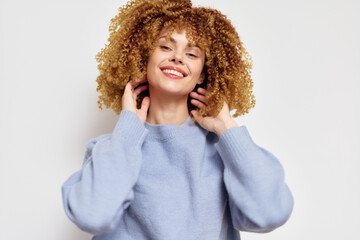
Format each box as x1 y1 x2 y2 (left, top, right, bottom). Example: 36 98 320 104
62 78 150 234
215 126 293 232
191 88 293 232
61 110 148 235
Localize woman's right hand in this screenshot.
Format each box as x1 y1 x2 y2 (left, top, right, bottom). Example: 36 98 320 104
122 77 150 124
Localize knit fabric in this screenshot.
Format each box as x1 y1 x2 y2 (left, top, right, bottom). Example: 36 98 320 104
62 110 293 240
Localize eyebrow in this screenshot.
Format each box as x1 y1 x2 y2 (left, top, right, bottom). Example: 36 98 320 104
159 36 201 49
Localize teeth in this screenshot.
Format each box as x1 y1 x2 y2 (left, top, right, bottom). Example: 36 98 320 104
162 69 184 77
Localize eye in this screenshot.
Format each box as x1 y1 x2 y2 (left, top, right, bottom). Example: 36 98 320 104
187 53 198 58
160 45 172 51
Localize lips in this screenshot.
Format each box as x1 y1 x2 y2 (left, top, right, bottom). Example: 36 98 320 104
160 66 188 78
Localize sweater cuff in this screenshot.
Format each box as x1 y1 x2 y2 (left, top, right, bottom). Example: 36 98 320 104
112 110 149 145
215 126 259 165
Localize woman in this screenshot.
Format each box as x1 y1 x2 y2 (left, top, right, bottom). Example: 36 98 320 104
61 0 294 239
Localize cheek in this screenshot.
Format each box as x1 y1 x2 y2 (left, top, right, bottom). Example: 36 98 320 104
147 53 166 72
146 56 158 76
147 55 155 69
191 62 205 77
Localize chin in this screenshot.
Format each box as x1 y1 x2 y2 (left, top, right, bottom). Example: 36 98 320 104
149 81 191 96
151 86 193 98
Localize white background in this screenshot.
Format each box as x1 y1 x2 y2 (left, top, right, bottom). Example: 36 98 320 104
1 0 359 239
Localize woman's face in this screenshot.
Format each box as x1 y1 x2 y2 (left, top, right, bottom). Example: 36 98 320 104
146 28 205 97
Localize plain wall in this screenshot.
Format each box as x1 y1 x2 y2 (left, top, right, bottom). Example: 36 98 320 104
1 0 359 239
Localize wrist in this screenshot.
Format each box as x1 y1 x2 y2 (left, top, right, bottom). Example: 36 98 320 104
215 118 238 137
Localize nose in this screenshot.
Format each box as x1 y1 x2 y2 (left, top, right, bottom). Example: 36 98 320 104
169 52 183 64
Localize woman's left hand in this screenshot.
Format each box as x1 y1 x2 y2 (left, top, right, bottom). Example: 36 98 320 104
190 88 238 137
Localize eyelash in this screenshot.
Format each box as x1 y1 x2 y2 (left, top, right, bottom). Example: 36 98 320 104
160 45 172 51
160 46 198 58
187 53 198 58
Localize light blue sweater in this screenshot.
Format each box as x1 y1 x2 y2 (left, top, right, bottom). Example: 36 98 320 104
62 110 293 240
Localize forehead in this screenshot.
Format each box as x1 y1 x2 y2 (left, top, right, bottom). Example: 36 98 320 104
158 26 205 48
158 29 196 47
159 28 186 40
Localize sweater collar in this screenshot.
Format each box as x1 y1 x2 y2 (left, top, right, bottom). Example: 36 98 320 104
144 115 207 141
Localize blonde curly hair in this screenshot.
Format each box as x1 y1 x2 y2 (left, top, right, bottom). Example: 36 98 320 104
95 0 255 117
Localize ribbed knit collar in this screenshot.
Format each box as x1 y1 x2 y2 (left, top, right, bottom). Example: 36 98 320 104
144 115 207 141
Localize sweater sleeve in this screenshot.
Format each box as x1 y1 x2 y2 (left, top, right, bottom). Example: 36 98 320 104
215 126 294 233
61 110 148 235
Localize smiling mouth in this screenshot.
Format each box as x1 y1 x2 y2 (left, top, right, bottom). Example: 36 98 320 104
161 69 184 77
160 66 188 78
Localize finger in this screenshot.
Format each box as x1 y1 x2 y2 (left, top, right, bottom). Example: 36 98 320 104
131 76 147 88
140 96 150 112
191 99 207 109
197 87 207 95
190 92 208 105
191 110 202 122
123 81 133 95
133 84 149 96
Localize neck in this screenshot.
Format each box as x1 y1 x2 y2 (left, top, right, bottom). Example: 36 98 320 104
146 90 190 126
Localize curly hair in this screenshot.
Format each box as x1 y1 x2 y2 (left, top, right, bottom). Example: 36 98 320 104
95 0 255 118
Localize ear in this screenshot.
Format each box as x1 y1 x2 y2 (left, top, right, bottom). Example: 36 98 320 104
197 72 205 85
